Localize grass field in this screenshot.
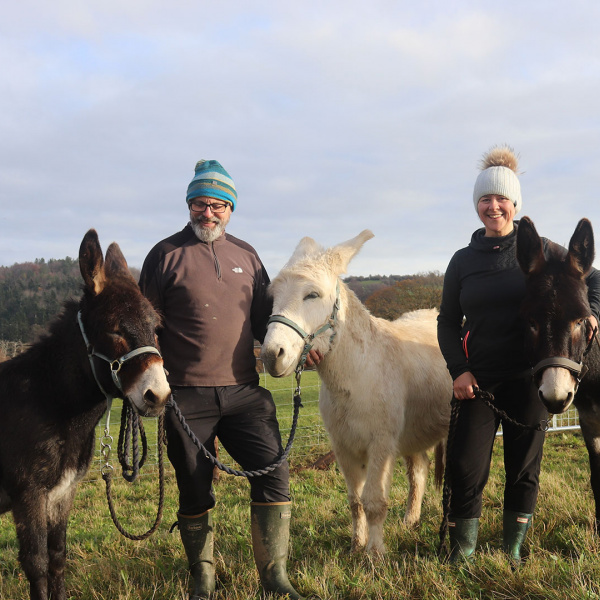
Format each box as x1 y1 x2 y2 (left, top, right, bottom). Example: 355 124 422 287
1 376 600 599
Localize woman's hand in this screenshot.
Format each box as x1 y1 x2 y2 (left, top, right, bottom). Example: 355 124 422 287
588 315 599 342
453 371 478 400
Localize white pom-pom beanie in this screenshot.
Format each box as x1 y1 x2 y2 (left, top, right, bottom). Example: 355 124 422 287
473 146 522 214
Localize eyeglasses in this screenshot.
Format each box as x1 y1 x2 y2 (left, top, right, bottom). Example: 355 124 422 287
188 200 230 214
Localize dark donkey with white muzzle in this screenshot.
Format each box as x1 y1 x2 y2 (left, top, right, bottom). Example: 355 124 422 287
517 216 600 533
0 229 171 600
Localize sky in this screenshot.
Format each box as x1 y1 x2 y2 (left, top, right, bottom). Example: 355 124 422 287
2 1 600 278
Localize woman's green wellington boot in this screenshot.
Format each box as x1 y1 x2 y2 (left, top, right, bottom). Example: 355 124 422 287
448 517 479 563
502 510 532 565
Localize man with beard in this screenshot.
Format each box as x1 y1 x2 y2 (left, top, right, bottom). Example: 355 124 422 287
139 159 307 600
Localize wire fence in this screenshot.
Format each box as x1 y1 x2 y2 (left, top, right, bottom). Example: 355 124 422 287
87 363 583 482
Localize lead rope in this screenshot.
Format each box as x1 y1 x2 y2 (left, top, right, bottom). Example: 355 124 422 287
117 402 148 483
169 365 304 478
437 388 550 558
437 396 461 559
101 399 166 540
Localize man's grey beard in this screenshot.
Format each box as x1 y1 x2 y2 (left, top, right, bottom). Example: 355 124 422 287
190 218 226 243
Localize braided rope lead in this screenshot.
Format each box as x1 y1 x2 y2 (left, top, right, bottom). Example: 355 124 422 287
168 389 303 479
102 411 166 541
117 402 148 482
437 387 549 557
438 397 460 558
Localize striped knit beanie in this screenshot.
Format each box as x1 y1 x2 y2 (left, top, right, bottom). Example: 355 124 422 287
473 146 522 215
186 159 237 211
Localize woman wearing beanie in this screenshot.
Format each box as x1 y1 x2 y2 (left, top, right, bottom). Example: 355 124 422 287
437 146 600 565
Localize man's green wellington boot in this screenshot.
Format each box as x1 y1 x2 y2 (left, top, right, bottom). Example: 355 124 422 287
447 517 479 563
502 511 532 565
178 511 216 599
250 502 305 599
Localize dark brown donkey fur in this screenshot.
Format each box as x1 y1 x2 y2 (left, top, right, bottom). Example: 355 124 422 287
0 229 171 600
518 216 600 533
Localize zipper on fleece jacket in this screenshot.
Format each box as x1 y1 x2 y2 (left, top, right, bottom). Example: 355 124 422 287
210 243 222 281
462 330 470 360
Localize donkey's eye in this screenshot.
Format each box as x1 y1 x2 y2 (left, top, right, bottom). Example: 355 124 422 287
304 291 320 300
528 319 539 333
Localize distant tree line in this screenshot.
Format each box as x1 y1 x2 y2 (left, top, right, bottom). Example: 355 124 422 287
0 257 82 344
0 258 141 358
363 272 444 320
0 258 443 361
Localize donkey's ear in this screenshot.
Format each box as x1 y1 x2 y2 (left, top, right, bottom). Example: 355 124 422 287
79 229 106 295
517 217 545 276
328 229 374 275
105 242 136 282
567 218 595 277
285 236 323 268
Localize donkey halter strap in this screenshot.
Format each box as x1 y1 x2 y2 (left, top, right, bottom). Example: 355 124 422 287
76 309 162 422
267 281 340 369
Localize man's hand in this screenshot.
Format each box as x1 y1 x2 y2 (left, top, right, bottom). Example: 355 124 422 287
305 349 323 368
589 315 599 342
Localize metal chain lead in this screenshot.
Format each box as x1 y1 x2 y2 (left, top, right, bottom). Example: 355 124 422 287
100 429 114 477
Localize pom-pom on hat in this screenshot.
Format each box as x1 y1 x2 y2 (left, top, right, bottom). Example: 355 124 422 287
473 146 522 215
186 159 237 211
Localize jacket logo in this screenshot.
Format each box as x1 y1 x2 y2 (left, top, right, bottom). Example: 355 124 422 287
232 267 243 274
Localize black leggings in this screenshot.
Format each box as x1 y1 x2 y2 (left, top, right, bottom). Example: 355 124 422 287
166 384 291 515
448 377 547 519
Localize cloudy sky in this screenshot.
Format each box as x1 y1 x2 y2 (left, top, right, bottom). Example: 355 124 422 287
2 1 599 278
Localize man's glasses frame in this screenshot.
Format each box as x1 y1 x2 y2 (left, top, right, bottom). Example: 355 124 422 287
188 200 230 214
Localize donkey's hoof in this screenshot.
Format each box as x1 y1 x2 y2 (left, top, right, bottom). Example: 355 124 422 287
403 516 421 530
366 542 386 557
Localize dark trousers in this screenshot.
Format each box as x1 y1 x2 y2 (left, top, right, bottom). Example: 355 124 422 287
448 377 547 519
165 384 291 515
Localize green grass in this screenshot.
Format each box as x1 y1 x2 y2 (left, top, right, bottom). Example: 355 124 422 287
2 395 600 598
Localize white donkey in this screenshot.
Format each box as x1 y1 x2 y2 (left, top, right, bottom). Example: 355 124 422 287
261 230 452 555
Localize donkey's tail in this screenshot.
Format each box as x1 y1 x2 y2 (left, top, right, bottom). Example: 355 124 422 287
433 439 446 489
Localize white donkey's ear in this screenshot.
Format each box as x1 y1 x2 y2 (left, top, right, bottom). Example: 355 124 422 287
285 236 324 268
327 230 374 274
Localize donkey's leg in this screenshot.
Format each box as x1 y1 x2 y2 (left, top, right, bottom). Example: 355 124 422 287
47 485 78 600
403 451 430 528
578 418 600 533
360 447 396 556
335 448 368 552
13 494 50 600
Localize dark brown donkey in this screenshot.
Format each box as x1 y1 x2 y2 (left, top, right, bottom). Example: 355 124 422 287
517 216 600 532
0 229 171 600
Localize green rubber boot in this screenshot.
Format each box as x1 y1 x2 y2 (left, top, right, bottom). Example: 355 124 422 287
250 502 305 599
178 511 216 600
502 511 532 565
447 517 479 563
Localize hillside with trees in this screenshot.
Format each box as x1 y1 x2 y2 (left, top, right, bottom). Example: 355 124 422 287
0 258 141 360
0 258 81 344
363 272 444 320
0 259 442 361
